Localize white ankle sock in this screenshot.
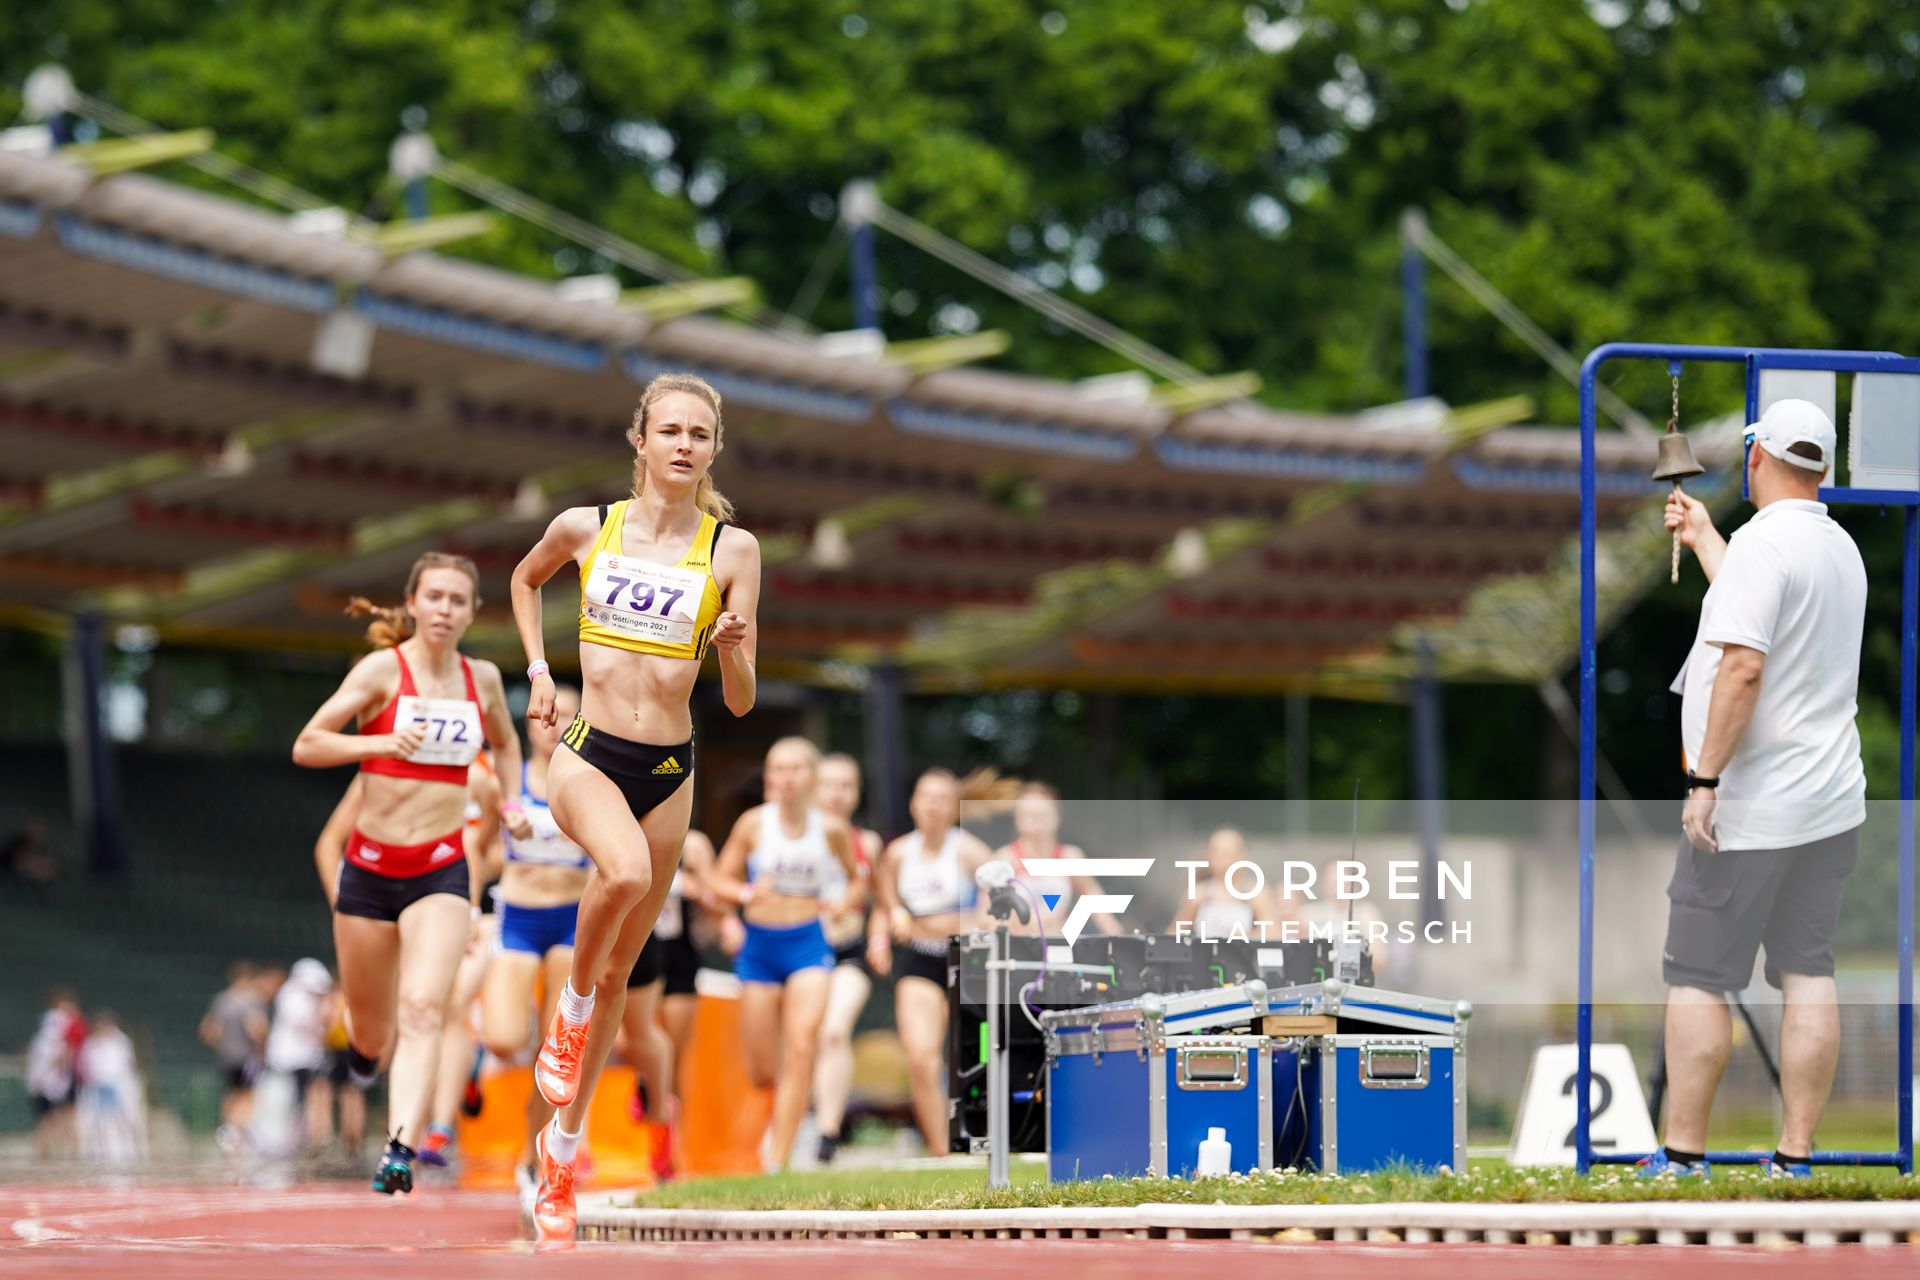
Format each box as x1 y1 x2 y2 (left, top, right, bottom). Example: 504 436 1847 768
547 1118 583 1163
558 980 594 1026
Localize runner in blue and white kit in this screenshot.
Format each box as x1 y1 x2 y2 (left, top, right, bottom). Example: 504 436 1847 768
711 737 858 1170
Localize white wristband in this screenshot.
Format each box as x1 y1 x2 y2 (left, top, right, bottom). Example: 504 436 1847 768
527 660 550 681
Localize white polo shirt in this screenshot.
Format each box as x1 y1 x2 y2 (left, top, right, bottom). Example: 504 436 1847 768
1673 498 1867 851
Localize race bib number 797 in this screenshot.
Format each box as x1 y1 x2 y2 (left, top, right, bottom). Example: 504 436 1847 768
582 552 705 647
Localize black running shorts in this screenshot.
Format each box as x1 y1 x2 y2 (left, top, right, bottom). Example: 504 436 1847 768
1662 825 1861 992
558 716 692 820
335 858 471 923
627 932 665 988
892 943 949 991
663 930 700 997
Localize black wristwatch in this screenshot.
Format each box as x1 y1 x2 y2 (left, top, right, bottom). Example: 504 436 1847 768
1686 770 1719 792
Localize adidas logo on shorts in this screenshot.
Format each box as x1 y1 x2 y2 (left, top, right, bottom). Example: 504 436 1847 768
652 755 683 776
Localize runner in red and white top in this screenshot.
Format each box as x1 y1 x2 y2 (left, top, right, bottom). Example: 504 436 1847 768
988 782 1122 940
293 551 529 1196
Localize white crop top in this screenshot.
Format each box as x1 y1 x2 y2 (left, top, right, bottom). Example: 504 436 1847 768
896 829 977 918
747 806 836 899
502 764 591 870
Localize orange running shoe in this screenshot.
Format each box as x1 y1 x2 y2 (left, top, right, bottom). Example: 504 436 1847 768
649 1098 678 1184
534 1008 589 1107
533 1125 577 1249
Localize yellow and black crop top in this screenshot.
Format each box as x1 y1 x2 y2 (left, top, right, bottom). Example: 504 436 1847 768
577 500 726 660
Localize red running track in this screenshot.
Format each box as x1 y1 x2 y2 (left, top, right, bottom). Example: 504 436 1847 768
4 1184 1916 1278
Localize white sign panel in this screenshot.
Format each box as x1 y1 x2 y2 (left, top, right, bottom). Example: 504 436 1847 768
1508 1043 1659 1167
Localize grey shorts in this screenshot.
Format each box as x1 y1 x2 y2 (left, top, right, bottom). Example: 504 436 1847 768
1662 826 1860 992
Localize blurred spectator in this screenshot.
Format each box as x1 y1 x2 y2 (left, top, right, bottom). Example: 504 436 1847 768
200 961 267 1151
2 819 57 885
264 958 334 1154
27 986 85 1158
255 964 288 1005
76 1011 147 1163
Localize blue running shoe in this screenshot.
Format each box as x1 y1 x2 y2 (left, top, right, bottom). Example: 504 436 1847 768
418 1124 454 1168
1636 1150 1710 1179
371 1136 415 1195
1760 1154 1812 1179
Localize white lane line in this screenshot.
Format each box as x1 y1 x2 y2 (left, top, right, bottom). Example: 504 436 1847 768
12 1218 78 1242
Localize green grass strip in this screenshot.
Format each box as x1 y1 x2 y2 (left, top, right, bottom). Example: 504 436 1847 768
633 1160 1919 1212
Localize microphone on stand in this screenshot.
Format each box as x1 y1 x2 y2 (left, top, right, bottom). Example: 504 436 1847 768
976 860 1030 924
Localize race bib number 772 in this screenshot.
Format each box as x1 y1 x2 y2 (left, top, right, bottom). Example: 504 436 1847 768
392 695 484 768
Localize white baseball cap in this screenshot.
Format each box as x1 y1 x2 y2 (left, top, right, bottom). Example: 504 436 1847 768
1745 398 1836 477
290 957 332 992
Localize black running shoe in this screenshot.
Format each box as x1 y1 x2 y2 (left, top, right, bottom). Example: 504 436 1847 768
817 1133 839 1166
371 1136 415 1195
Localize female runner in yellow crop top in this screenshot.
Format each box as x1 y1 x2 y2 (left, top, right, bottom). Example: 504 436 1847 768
508 372 759 1245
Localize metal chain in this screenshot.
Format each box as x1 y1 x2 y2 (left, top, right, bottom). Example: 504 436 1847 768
1668 369 1684 585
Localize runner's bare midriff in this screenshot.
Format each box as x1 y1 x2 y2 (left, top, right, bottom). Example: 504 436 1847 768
498 860 591 909
746 893 824 930
357 771 467 846
578 641 700 744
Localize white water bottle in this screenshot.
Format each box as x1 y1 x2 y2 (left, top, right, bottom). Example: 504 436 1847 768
1196 1126 1232 1177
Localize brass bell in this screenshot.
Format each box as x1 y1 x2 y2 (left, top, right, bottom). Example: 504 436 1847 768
1651 432 1705 483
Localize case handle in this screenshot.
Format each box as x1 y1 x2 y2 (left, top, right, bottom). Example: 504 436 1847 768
1175 1045 1247 1090
1359 1043 1429 1089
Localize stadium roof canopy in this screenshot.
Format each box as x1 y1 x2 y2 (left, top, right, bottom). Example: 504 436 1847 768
0 147 1731 698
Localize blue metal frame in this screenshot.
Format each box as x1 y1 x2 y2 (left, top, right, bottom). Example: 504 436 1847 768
1401 219 1428 402
1577 343 1918 1173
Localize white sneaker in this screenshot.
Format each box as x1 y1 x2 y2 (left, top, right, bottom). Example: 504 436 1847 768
215 1124 248 1157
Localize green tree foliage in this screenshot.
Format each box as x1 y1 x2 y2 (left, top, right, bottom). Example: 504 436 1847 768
1 2 1914 821
6 1 1918 403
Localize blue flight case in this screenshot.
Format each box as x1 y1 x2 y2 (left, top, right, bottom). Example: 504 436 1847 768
1047 1033 1272 1180
1043 983 1273 1180
1272 1032 1465 1173
1261 980 1471 1173
1042 978 1469 1179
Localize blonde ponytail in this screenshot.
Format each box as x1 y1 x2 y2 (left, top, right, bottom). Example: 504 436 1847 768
345 597 409 649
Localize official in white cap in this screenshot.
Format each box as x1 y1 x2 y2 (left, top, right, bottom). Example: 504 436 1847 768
1650 397 1868 1178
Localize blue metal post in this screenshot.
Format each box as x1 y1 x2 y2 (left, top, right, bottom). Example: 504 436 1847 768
1576 352 1600 1173
67 610 126 878
1743 358 1759 504
1411 635 1445 928
1900 505 1917 1174
850 220 880 333
864 658 907 837
1400 208 1429 402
